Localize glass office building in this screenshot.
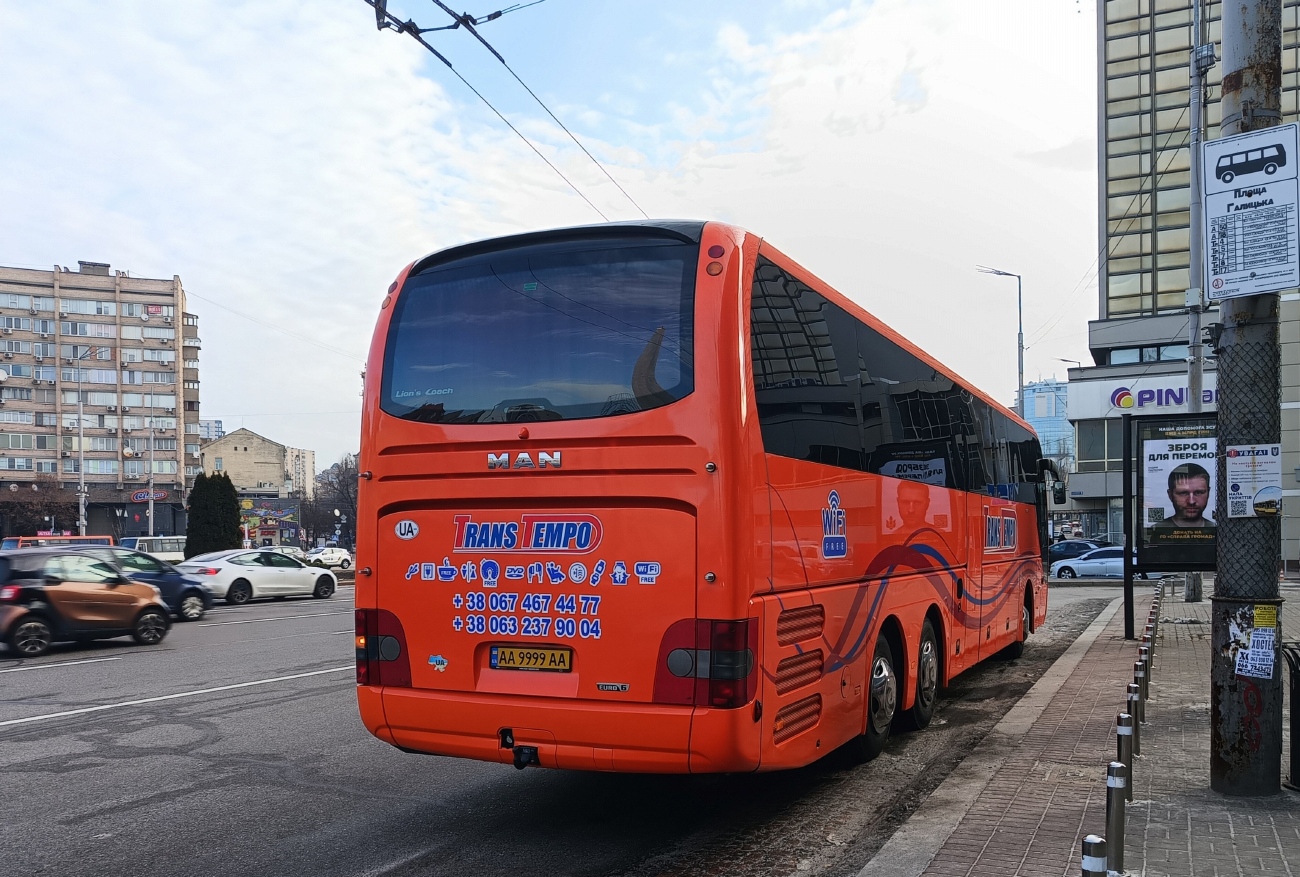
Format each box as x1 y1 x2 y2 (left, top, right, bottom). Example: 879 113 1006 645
1073 0 1300 565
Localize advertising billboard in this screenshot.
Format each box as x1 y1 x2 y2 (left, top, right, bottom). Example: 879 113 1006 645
1135 414 1217 571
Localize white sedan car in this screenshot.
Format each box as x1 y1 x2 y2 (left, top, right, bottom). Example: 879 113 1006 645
178 549 337 605
1050 547 1160 580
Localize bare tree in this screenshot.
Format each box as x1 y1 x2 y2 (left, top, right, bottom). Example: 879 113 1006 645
317 454 359 547
0 474 78 536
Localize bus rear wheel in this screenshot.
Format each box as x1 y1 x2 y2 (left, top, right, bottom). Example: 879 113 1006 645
898 619 938 731
846 633 896 761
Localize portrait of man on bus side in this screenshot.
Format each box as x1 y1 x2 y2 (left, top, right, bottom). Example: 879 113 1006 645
887 478 931 534
1154 462 1215 531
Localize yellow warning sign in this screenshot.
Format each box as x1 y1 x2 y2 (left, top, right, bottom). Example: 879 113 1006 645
1254 604 1278 628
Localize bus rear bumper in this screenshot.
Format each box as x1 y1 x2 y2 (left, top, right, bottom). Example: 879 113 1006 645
366 686 701 773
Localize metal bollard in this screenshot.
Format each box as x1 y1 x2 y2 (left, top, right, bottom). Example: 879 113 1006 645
1081 835 1107 877
1134 660 1148 708
1144 630 1155 668
1117 713 1135 802
1140 646 1152 685
1106 761 1127 874
1128 685 1143 752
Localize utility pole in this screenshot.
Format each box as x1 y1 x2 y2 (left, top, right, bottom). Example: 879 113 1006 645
1210 0 1284 797
1184 1 1215 604
75 348 91 536
147 402 156 537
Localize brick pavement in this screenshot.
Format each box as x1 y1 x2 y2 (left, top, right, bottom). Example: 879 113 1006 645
907 582 1300 877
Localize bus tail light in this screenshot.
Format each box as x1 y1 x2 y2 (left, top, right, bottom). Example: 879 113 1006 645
706 619 758 709
355 608 411 687
653 618 757 709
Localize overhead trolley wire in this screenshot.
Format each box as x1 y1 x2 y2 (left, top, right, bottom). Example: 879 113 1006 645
364 0 610 221
426 0 649 219
1023 105 1192 350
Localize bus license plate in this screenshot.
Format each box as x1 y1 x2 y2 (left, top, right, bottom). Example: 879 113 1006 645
490 646 572 672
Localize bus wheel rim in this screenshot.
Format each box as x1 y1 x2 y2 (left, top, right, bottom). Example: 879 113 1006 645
917 639 937 708
870 654 897 731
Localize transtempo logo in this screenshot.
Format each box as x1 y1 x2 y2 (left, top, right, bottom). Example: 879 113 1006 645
452 513 603 553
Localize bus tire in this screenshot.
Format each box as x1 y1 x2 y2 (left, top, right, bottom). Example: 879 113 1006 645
847 633 897 761
999 596 1031 660
899 619 939 731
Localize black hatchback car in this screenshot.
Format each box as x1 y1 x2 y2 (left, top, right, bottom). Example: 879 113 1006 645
68 546 213 622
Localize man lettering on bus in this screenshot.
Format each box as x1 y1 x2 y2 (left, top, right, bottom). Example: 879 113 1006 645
1156 462 1214 529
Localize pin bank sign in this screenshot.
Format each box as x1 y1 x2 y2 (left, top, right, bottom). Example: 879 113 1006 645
1068 374 1219 420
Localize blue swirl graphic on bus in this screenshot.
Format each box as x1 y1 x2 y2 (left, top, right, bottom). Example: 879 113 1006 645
821 490 847 559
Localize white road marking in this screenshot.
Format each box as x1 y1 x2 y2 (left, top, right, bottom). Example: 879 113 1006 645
0 665 353 728
198 611 352 627
0 656 124 674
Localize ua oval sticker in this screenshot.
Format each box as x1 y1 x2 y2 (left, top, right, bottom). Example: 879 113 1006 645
395 520 419 540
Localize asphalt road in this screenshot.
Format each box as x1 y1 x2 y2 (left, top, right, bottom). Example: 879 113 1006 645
0 584 1118 877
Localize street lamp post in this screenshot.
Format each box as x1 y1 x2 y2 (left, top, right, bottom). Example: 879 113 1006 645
147 399 156 537
72 347 98 536
977 265 1025 418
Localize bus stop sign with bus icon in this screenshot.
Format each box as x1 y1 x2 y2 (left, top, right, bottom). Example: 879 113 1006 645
1202 123 1300 301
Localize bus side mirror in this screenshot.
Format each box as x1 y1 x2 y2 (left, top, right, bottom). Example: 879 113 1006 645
1052 481 1066 504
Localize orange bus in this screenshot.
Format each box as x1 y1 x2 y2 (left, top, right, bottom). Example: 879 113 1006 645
0 535 115 550
355 221 1051 773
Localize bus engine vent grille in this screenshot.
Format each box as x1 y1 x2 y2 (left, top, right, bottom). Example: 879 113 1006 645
776 605 824 646
772 694 821 744
774 649 824 695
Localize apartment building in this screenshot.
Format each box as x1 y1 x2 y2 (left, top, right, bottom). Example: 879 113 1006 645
286 446 316 499
0 261 201 537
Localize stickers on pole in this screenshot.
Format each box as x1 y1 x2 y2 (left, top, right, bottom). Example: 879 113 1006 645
1231 603 1278 680
1225 444 1283 518
1203 123 1300 301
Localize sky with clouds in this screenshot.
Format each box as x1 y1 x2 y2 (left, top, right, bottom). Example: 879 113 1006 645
0 0 1098 467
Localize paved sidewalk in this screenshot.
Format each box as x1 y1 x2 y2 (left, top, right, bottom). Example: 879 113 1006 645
861 582 1300 877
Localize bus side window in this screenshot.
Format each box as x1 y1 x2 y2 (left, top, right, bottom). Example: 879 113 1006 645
748 255 1016 495
749 259 860 470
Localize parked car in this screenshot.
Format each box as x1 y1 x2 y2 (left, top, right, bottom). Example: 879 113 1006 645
1047 539 1107 565
70 546 213 621
265 545 309 563
0 548 171 657
177 549 337 604
306 546 352 569
1050 547 1159 580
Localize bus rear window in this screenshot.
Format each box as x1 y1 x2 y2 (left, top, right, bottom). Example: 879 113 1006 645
381 236 696 423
